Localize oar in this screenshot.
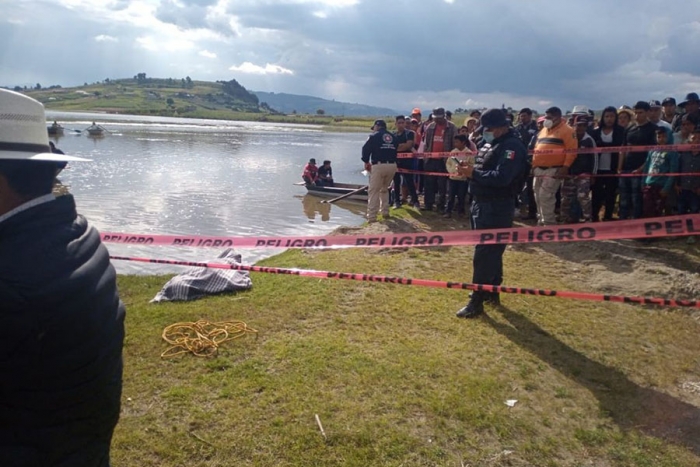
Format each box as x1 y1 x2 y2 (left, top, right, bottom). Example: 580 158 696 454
321 185 368 204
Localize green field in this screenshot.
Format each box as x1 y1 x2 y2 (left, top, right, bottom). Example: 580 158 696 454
111 211 700 466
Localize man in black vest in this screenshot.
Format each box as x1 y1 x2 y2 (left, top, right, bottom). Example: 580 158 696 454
455 109 529 318
0 89 125 466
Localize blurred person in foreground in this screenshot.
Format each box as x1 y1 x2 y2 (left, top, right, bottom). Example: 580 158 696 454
0 89 125 466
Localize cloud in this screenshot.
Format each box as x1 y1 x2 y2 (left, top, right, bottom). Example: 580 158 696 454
199 49 217 59
229 62 294 75
95 34 118 42
3 0 700 113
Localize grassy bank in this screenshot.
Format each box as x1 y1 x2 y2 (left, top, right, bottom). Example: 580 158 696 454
111 211 700 466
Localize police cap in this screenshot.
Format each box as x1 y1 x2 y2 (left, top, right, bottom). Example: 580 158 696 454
371 119 387 130
479 108 508 130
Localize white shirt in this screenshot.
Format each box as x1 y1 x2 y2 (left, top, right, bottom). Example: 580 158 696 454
0 194 55 225
598 130 613 171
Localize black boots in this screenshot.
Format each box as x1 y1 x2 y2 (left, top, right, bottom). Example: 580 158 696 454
456 291 500 319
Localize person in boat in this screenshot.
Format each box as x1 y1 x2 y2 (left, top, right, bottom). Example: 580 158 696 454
317 160 334 187
86 121 104 132
50 121 61 130
302 158 320 185
0 89 125 467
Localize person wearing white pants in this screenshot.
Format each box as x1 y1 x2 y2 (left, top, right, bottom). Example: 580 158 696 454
362 119 398 222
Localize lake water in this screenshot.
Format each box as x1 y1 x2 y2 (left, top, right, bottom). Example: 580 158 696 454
46 111 369 274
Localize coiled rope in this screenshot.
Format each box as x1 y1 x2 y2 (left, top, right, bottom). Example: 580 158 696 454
161 319 258 358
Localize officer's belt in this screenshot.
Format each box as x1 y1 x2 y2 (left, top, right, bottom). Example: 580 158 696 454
372 161 396 165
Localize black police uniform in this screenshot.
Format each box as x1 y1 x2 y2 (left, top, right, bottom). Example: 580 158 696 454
458 128 528 318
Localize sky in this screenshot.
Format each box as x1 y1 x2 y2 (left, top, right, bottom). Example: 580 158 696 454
2 0 700 114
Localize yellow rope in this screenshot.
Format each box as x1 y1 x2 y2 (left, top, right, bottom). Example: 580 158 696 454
161 319 258 358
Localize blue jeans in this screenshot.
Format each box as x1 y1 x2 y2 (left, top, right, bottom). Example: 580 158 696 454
470 198 515 286
618 172 642 220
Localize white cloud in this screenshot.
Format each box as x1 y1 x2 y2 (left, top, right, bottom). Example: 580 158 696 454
312 11 327 18
199 49 217 59
136 35 194 52
7 18 25 25
95 34 118 42
229 62 294 75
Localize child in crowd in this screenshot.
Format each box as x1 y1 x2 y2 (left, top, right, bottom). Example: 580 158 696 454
642 128 679 218
444 134 471 218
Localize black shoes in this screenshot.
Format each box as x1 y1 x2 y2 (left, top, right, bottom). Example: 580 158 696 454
456 300 484 318
457 291 500 319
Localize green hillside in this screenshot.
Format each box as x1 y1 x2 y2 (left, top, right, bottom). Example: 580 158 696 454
15 76 377 130
21 76 273 120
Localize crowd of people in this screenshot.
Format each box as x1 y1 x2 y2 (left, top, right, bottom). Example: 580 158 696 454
369 93 700 235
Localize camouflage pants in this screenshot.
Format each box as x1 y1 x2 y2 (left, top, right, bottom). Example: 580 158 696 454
561 177 592 222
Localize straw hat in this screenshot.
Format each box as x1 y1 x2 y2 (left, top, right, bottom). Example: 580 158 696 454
0 89 90 162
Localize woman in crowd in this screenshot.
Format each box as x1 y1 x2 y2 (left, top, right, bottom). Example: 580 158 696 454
591 106 626 221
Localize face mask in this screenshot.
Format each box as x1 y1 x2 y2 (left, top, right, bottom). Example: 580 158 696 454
482 131 495 144
543 119 554 129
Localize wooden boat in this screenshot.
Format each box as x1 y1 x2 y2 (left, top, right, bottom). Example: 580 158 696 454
301 182 368 202
47 125 64 135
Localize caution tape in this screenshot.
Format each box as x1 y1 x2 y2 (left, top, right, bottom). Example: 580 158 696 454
100 215 700 249
109 255 700 309
396 168 700 179
396 143 700 159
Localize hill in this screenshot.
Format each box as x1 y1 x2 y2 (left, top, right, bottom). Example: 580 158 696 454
254 91 399 117
19 75 278 120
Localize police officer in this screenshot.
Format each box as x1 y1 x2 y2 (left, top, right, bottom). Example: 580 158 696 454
456 109 529 318
362 119 398 222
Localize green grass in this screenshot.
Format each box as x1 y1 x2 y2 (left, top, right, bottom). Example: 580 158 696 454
112 216 700 466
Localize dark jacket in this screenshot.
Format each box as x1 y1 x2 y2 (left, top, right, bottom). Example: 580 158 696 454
469 129 529 199
0 195 125 467
362 129 398 164
591 125 625 173
570 133 597 175
515 121 538 146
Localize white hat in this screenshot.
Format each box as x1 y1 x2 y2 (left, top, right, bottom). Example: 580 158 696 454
571 105 590 115
0 89 91 162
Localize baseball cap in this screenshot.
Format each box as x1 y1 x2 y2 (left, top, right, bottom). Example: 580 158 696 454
479 108 508 129
411 107 421 115
371 119 387 130
432 107 446 118
537 116 546 123
0 89 91 162
649 100 662 108
662 97 676 106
